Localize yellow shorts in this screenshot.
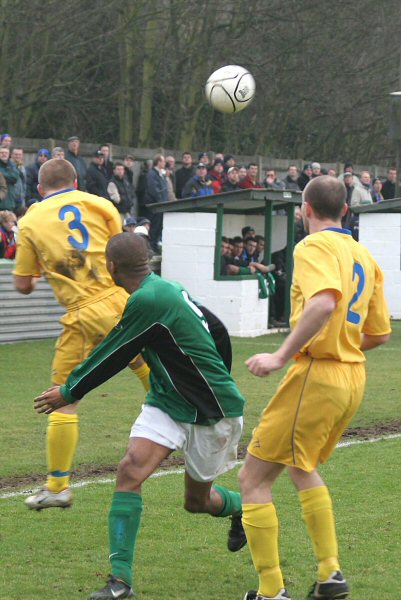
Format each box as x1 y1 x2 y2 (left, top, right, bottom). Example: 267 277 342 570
248 356 366 472
52 288 130 384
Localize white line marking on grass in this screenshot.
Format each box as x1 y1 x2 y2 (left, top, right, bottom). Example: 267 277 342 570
1 434 401 501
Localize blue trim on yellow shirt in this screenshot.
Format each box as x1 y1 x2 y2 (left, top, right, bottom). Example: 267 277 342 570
43 188 76 201
323 227 352 235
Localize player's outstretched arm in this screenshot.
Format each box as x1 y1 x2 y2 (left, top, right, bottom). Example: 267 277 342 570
246 290 337 377
34 386 69 414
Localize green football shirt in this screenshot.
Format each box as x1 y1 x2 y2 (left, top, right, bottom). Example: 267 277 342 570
61 273 244 424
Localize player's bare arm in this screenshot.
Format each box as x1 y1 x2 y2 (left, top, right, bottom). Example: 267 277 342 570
13 274 39 295
361 332 391 351
246 290 337 377
34 386 69 414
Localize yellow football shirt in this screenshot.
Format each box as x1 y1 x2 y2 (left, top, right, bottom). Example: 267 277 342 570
291 228 391 362
14 189 123 310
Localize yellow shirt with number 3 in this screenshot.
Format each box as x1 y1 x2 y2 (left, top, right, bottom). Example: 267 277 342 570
14 189 123 310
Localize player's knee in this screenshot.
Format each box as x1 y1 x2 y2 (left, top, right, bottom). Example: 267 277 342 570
117 453 143 489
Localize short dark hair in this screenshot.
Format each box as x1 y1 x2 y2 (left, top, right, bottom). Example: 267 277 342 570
114 161 124 169
255 235 265 243
303 175 346 220
247 162 258 169
241 225 255 238
233 236 243 245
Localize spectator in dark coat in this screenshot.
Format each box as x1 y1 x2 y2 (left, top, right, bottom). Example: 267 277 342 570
86 150 109 198
381 168 397 200
145 154 168 252
65 136 87 191
221 167 241 192
175 152 195 198
297 163 313 191
25 149 50 206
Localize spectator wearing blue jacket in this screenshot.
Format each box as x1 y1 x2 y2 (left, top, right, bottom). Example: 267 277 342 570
181 163 214 199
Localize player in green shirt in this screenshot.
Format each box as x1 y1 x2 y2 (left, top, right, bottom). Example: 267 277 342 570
35 232 246 600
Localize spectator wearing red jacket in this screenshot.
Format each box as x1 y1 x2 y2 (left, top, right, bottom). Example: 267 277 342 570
239 163 262 189
0 210 17 258
209 158 226 193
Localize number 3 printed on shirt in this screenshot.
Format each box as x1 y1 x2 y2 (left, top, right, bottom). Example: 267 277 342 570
347 262 365 324
59 205 89 251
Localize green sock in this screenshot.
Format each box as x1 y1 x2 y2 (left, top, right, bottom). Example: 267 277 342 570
212 484 242 517
109 491 143 587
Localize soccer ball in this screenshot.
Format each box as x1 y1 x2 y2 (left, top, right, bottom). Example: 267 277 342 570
205 65 256 114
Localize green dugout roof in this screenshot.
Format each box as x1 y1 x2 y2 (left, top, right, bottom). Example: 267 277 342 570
148 188 302 215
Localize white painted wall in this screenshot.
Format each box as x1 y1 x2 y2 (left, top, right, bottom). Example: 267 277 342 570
161 212 287 336
161 210 399 337
359 213 401 318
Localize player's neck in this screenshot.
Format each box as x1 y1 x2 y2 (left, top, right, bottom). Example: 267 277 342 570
121 271 151 295
308 218 342 234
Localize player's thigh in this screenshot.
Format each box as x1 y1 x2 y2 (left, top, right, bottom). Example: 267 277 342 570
79 289 129 350
247 359 312 467
52 290 129 384
248 357 364 472
52 313 88 384
295 359 366 469
182 417 243 483
320 362 366 463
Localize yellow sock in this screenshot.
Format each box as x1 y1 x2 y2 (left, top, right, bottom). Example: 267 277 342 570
131 361 150 392
299 486 340 581
242 503 284 597
46 412 79 493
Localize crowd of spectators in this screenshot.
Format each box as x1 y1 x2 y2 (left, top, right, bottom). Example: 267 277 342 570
0 132 398 262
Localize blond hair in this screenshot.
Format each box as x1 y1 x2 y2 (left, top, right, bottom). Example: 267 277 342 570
38 158 77 192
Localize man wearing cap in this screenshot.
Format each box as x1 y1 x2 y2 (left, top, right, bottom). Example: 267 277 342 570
209 158 226 193
198 151 210 168
66 136 87 191
86 150 110 199
224 154 236 173
298 164 313 191
337 161 360 188
123 216 137 233
221 167 241 192
175 152 195 199
311 162 321 178
25 148 51 206
181 163 214 199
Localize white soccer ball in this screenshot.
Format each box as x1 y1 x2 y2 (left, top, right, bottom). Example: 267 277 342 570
205 65 256 114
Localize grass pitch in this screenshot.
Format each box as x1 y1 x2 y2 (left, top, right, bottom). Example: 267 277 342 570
1 322 400 599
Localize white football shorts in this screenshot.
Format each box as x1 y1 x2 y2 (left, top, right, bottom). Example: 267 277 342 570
130 404 243 482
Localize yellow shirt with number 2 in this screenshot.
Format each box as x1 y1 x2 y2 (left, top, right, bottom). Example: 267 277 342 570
291 228 391 362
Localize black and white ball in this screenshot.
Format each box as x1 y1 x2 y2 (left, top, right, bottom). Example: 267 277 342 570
205 65 256 114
